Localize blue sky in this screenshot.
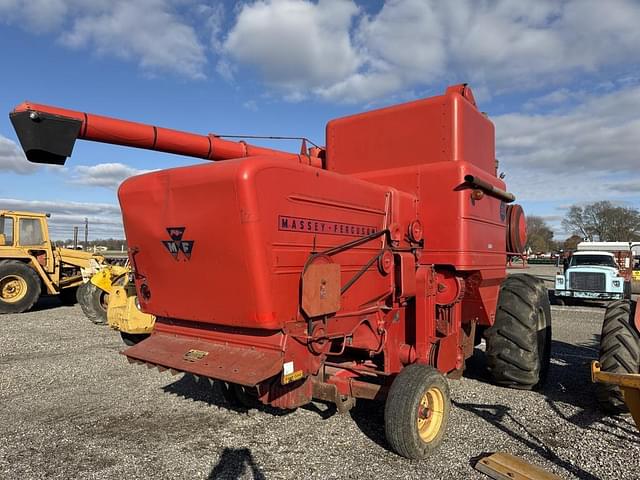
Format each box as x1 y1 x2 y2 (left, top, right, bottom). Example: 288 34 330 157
0 0 639 240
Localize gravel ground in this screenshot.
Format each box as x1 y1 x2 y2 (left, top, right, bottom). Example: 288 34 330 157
1 265 639 480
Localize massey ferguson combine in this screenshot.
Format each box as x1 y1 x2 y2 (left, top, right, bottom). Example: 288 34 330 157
10 85 552 459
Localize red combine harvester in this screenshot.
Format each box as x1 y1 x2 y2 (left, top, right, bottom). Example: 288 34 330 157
10 85 551 459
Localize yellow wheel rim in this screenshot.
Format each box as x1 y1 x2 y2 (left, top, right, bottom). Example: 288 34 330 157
0 275 28 303
417 386 445 443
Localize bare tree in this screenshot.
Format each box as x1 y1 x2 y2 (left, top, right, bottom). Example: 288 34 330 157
561 201 640 241
526 216 554 252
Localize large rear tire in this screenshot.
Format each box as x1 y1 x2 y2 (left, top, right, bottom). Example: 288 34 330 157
596 300 640 413
384 364 450 459
485 274 552 390
78 282 108 325
0 260 41 314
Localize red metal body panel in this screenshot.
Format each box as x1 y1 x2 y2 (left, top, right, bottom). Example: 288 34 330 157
119 157 415 329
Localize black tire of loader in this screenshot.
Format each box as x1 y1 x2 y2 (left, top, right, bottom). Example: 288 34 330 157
384 364 450 460
596 300 640 413
485 274 552 390
59 286 78 305
120 332 150 346
0 260 41 314
78 282 108 325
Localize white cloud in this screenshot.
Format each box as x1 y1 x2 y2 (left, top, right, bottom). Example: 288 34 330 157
0 134 38 174
70 163 152 189
0 198 124 239
224 0 361 91
242 100 258 112
495 86 640 217
0 0 207 79
495 86 640 175
221 0 640 102
0 0 71 32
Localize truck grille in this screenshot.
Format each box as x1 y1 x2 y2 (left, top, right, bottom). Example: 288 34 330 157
570 272 605 291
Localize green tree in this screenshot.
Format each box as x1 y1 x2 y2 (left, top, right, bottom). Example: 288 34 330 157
526 216 554 252
561 201 640 241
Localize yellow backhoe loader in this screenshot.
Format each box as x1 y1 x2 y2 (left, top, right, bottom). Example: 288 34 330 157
0 210 106 313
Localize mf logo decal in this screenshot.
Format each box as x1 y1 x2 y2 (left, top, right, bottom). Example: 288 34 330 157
162 227 195 260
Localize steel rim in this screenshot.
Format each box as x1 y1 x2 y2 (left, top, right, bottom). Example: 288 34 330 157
0 275 28 303
417 386 444 443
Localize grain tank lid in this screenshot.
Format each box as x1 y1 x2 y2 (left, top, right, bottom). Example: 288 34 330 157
324 83 495 175
124 331 284 386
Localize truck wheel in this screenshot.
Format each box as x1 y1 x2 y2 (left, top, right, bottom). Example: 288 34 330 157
120 332 149 346
59 286 78 305
0 260 41 314
384 364 450 459
597 300 640 413
485 274 552 390
77 282 108 325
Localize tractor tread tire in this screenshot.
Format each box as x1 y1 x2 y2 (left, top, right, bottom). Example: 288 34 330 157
384 364 450 460
0 260 41 314
78 282 108 325
485 274 552 390
597 300 640 413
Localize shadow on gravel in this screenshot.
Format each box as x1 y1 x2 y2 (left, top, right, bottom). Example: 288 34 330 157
208 447 266 480
461 336 639 478
164 375 393 453
467 338 639 441
349 399 388 450
162 374 292 416
454 400 600 480
544 339 640 442
29 295 68 312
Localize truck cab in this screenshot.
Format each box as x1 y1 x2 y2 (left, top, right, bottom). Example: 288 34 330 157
555 251 629 302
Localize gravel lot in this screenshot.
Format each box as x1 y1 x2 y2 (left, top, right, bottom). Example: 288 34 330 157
1 265 639 480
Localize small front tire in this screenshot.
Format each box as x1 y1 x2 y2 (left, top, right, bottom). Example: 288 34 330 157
384 364 450 459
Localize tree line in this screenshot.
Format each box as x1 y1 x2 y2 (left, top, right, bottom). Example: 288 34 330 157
526 201 640 253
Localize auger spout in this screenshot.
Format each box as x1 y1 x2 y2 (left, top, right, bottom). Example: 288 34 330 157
10 102 312 166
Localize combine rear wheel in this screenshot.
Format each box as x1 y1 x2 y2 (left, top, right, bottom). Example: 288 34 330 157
77 282 108 324
384 364 450 459
0 260 41 314
597 300 640 413
485 274 552 390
